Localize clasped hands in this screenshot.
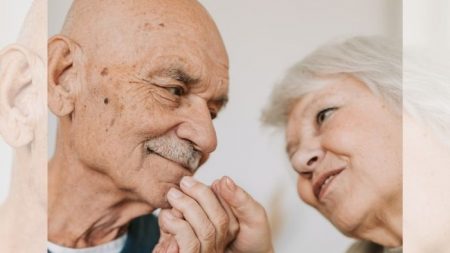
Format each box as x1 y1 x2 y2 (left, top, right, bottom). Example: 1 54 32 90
153 176 274 253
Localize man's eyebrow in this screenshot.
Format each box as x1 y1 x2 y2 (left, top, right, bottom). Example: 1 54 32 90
163 68 200 85
211 95 229 109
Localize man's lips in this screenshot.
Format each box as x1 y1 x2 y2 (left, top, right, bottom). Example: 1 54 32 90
313 167 346 201
146 147 196 173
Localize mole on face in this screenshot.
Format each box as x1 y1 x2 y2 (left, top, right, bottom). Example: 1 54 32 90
101 68 109 76
159 23 165 27
104 98 109 104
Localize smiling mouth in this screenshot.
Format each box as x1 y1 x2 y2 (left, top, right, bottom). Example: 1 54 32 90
313 167 346 201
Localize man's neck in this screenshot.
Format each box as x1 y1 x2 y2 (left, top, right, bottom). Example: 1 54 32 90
48 149 153 248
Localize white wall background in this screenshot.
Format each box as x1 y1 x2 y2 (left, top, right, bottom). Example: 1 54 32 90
48 0 401 252
0 0 33 204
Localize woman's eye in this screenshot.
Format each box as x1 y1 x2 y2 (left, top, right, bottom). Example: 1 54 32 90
316 107 338 126
166 86 185 96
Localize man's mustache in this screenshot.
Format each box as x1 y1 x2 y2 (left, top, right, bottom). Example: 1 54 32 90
144 135 202 173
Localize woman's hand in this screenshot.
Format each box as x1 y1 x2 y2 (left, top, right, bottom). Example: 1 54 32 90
214 176 274 253
153 176 274 253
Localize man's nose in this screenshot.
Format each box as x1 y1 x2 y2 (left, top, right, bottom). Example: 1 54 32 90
176 98 217 155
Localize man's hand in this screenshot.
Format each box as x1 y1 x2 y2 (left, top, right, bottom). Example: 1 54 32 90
154 176 239 253
153 176 274 253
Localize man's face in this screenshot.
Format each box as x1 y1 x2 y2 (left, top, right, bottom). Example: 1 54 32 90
67 2 229 208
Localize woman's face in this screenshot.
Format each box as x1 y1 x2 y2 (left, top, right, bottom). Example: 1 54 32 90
286 76 402 236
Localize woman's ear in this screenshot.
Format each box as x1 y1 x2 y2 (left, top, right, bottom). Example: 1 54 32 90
48 35 80 118
0 45 38 147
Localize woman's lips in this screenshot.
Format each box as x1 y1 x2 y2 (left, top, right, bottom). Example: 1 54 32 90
313 167 346 201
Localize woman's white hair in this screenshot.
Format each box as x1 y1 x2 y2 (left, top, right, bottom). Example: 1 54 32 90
261 36 402 127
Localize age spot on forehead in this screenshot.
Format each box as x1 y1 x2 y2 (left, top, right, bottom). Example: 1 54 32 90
143 22 152 31
101 67 109 76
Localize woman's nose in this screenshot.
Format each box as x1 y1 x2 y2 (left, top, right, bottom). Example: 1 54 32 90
291 148 324 175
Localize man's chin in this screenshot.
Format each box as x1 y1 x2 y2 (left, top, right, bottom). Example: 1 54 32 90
158 200 172 209
137 183 181 210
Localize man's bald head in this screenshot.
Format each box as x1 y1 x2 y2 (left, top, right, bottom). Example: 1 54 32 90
59 0 227 65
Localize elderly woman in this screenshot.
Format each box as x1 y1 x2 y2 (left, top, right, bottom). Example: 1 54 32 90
260 36 403 252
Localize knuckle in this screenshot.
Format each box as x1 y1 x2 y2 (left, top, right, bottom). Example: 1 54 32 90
199 223 216 241
193 184 211 197
177 196 196 211
215 214 229 232
187 239 201 253
229 221 239 237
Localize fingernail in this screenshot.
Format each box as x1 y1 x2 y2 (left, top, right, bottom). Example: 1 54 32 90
181 176 196 188
168 188 183 199
225 176 236 191
211 181 218 194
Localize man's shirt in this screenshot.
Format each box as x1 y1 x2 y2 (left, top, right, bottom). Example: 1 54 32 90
48 214 160 253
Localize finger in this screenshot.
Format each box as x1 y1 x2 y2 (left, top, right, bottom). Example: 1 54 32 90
166 236 179 253
217 176 269 228
153 232 171 253
171 208 183 219
179 176 229 250
211 180 239 244
155 212 176 253
167 188 216 253
159 209 176 234
159 210 201 253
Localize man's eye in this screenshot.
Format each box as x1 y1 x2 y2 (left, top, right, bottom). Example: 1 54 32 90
210 111 217 120
166 86 185 96
316 107 338 126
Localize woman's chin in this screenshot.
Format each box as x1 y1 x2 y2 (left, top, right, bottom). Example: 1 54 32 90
327 208 366 239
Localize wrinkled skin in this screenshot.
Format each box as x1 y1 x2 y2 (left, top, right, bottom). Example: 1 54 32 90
48 0 230 248
286 76 402 247
153 176 274 253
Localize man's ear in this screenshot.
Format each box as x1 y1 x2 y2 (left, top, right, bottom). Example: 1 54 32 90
0 45 38 147
48 35 80 117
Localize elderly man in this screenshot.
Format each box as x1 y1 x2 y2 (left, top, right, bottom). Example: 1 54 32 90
0 0 47 252
47 0 241 252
